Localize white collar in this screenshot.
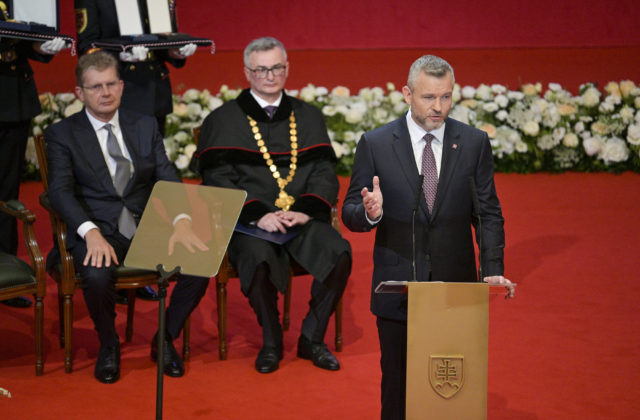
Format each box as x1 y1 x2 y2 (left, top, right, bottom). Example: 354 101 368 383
85 109 120 132
250 90 283 108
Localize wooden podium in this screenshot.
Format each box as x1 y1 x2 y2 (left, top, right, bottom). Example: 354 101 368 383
406 282 489 420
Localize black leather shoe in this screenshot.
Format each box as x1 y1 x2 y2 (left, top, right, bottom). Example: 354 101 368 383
95 342 120 384
1 296 33 308
136 286 159 301
151 333 184 377
297 335 340 371
255 346 283 374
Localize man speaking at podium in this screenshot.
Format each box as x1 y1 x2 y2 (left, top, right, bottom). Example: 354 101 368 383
342 55 515 419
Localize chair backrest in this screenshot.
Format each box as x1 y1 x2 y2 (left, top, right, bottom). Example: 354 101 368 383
33 134 76 281
34 134 49 192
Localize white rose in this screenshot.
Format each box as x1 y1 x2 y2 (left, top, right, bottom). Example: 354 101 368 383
186 103 202 120
372 108 388 123
626 124 640 145
494 95 509 108
449 106 470 125
331 86 350 98
507 91 525 101
316 86 328 96
174 154 190 170
522 121 540 136
386 82 396 91
515 142 528 153
345 108 364 124
482 102 499 113
491 84 507 94
583 136 602 156
574 121 585 133
619 106 635 123
33 113 49 124
300 84 317 102
461 86 476 99
581 87 601 107
394 102 408 114
173 131 189 143
343 131 356 142
182 89 200 103
331 141 343 158
598 101 615 113
55 93 77 103
63 99 84 117
208 97 223 111
475 84 493 101
548 83 562 91
496 110 508 121
183 144 197 159
341 142 352 156
388 91 404 105
600 137 629 164
322 106 337 116
562 133 579 148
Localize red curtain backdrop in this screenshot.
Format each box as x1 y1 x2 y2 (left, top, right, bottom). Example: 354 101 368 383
34 1 640 94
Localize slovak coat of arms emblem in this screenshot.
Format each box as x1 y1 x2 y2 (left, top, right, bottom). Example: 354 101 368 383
429 355 464 399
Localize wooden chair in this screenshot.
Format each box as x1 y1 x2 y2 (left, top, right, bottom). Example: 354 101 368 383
192 126 344 360
0 200 46 375
33 134 190 373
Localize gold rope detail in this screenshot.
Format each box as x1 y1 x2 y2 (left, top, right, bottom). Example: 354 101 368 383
247 111 298 210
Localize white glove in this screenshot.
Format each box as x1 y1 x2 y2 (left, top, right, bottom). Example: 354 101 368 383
39 37 67 55
119 45 149 62
169 43 197 59
179 43 197 57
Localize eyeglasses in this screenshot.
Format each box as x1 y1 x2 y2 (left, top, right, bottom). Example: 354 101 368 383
82 81 120 93
246 64 287 79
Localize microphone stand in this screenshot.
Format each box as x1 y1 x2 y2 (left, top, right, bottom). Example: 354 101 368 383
155 264 181 420
468 177 483 281
412 175 424 282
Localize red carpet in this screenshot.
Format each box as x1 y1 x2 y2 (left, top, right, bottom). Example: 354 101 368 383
2 173 640 419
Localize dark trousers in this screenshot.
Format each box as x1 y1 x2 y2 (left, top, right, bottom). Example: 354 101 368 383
377 317 408 420
0 120 29 255
71 231 209 347
247 252 350 348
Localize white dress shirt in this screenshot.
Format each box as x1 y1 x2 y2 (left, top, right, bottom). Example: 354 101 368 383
77 110 133 239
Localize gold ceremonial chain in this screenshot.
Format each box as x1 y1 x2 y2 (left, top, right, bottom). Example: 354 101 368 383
247 111 298 211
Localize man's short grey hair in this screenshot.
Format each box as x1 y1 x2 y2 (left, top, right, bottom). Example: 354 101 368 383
407 55 455 90
243 37 287 67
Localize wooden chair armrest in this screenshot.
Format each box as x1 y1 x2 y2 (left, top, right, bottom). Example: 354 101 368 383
0 200 46 294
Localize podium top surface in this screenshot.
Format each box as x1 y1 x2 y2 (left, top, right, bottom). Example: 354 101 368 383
124 181 246 278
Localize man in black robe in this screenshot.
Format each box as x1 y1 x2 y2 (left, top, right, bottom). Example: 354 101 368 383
194 37 351 374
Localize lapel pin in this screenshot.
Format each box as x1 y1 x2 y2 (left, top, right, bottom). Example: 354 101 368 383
452 144 458 149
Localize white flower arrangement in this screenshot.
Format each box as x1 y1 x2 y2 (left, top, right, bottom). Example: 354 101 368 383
23 79 640 180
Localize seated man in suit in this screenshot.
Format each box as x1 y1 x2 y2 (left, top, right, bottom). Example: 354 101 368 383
194 37 351 373
45 51 209 384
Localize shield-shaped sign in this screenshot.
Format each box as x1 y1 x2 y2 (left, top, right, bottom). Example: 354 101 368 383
429 355 464 399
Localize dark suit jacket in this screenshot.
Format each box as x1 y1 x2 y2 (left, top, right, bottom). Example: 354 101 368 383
75 0 185 117
342 115 504 320
0 39 52 122
45 108 181 250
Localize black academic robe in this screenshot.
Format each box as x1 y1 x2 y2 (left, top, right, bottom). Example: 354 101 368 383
195 89 351 293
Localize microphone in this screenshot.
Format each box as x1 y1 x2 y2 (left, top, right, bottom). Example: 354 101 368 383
468 177 483 281
411 175 424 282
